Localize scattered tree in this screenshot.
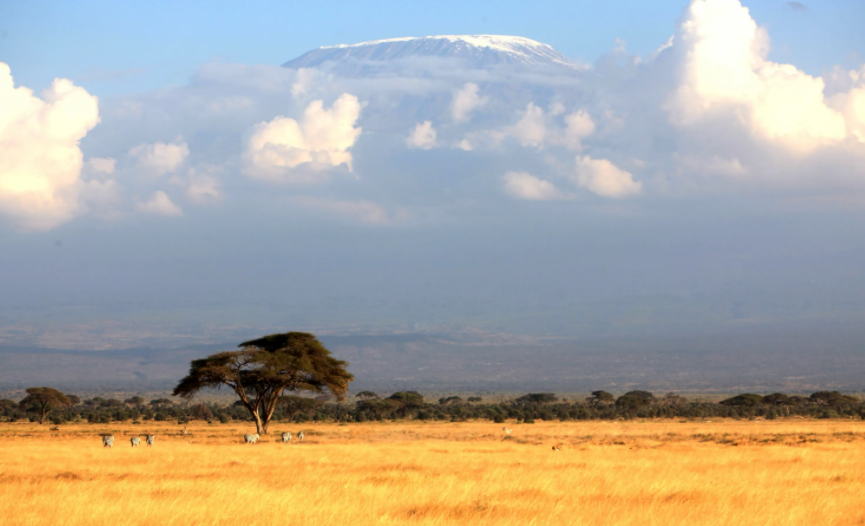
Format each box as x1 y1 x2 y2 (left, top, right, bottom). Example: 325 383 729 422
19 387 70 424
280 395 325 422
587 390 615 408
720 394 764 407
515 393 558 405
173 332 353 434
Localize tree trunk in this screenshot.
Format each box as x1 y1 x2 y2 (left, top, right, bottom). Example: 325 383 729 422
253 411 265 435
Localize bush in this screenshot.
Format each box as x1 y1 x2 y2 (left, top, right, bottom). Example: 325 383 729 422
523 417 535 424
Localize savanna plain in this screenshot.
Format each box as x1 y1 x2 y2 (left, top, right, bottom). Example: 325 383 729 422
2 420 864 526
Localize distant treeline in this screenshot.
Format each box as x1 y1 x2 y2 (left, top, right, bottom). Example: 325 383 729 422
2 389 864 426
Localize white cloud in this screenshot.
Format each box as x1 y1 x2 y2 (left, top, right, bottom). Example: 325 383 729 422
494 104 594 151
505 103 547 148
136 190 183 216
407 121 438 149
561 110 595 151
502 172 565 200
668 0 851 153
291 68 324 98
79 179 122 219
243 93 362 184
573 156 642 198
129 140 189 175
185 167 221 203
84 157 116 176
295 196 402 225
0 63 100 230
452 82 489 122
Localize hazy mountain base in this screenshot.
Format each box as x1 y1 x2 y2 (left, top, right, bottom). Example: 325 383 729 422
1 325 863 394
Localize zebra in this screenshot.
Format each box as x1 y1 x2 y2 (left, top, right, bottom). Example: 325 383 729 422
502 427 512 435
243 433 259 444
145 435 155 446
281 432 292 443
130 436 141 447
102 435 114 448
552 443 563 452
297 431 304 441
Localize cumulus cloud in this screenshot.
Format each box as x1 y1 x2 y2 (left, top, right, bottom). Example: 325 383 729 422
502 172 565 200
573 156 642 198
494 103 594 151
561 110 595 151
243 93 362 184
504 103 547 148
668 0 852 153
407 121 437 149
0 63 100 230
452 82 489 122
184 167 221 203
136 191 183 216
129 139 189 175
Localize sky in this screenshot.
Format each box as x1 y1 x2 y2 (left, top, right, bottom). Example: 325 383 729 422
2 0 865 350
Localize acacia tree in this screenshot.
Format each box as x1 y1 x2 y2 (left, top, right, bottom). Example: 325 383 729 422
173 332 353 434
20 387 70 424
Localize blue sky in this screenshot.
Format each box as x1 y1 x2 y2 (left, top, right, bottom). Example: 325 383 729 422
3 0 863 96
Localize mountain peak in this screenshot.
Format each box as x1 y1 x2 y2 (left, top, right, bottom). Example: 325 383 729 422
283 34 582 74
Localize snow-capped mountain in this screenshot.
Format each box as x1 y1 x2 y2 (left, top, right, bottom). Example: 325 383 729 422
283 35 583 73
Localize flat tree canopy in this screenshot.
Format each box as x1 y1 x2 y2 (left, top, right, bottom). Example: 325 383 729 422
173 332 353 434
20 387 70 424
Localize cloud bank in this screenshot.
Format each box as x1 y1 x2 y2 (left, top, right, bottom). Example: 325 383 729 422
3 0 865 231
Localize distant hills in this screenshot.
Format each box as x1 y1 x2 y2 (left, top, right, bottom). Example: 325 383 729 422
3 325 865 395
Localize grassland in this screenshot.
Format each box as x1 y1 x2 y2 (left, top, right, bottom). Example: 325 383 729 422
1 419 864 525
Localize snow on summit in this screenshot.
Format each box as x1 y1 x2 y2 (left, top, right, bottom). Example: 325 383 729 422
283 35 583 73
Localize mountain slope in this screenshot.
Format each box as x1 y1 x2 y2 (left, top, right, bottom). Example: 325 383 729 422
283 35 583 73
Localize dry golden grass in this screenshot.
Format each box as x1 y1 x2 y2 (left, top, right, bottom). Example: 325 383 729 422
2 419 865 525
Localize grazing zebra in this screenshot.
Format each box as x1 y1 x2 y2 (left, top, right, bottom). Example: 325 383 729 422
102 435 114 448
297 431 304 441
145 435 155 446
130 436 141 447
552 443 563 452
281 432 292 443
243 433 260 444
502 427 512 435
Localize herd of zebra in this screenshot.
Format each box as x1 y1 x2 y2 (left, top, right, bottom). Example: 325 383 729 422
101 434 155 448
100 431 305 447
243 431 304 444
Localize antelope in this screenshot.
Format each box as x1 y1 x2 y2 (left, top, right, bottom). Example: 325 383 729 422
552 443 563 452
502 427 512 435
